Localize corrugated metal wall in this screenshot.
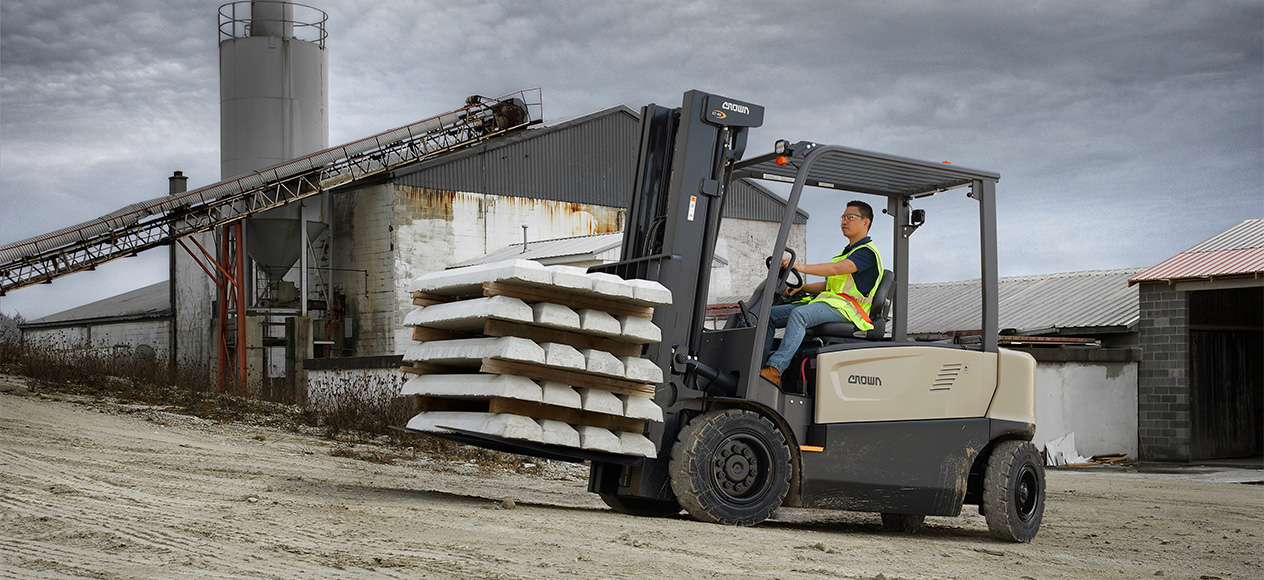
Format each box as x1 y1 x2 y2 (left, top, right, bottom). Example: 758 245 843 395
394 106 807 224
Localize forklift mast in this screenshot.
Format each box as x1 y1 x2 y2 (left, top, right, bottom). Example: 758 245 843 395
589 90 765 500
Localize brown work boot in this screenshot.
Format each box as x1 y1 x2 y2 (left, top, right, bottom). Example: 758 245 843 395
759 366 781 386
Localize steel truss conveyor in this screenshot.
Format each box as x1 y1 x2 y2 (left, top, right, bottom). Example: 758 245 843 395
0 89 543 295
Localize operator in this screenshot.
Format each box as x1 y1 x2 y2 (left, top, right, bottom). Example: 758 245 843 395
760 200 884 386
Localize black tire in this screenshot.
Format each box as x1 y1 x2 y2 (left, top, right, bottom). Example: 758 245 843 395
599 494 682 518
669 409 791 526
880 513 925 534
982 440 1045 542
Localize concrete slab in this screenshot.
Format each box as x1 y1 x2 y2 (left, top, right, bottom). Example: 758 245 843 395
622 395 664 422
407 296 533 331
531 302 582 330
586 272 636 301
541 382 582 409
617 432 658 458
577 309 622 337
537 419 581 447
545 265 594 292
577 425 621 453
403 336 544 366
578 387 623 416
406 411 543 442
625 278 673 306
409 259 553 295
403 306 426 327
580 349 624 377
618 315 662 343
621 356 664 383
540 342 585 370
400 374 542 402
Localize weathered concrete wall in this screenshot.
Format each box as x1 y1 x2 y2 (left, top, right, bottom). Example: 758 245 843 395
711 219 808 301
23 320 172 360
306 367 404 411
173 230 217 371
1032 360 1139 459
331 184 398 358
1136 284 1191 460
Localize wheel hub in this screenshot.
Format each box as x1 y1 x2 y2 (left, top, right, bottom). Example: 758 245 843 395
711 436 769 503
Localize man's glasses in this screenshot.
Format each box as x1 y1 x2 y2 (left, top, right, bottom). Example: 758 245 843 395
841 213 864 222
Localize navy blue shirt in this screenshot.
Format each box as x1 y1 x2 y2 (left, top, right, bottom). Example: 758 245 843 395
837 236 880 295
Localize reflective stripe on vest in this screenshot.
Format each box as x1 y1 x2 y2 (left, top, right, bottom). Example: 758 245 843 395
808 240 884 332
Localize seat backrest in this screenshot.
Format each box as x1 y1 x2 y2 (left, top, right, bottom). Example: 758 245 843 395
869 269 895 322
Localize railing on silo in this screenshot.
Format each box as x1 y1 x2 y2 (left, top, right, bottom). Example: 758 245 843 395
218 1 328 48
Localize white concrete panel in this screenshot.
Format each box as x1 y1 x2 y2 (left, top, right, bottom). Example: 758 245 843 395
545 265 594 292
541 382 581 409
625 278 673 305
531 302 581 330
405 412 543 442
586 273 635 301
618 316 662 343
576 425 621 453
578 388 623 416
402 336 544 366
622 395 664 422
537 419 581 447
540 342 585 370
621 356 664 384
617 432 658 458
580 349 624 377
408 259 552 295
400 374 543 402
406 296 532 331
577 309 621 337
403 306 426 326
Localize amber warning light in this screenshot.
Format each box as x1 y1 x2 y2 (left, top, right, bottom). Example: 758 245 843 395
775 156 790 166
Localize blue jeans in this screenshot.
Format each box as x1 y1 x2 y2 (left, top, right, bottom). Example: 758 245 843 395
762 302 848 373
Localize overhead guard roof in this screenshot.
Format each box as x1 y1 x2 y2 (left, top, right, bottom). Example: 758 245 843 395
733 142 999 198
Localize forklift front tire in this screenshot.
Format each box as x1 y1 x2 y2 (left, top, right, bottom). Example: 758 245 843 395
669 409 791 526
982 440 1046 542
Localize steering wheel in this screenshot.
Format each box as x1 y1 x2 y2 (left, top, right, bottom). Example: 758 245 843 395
766 253 804 301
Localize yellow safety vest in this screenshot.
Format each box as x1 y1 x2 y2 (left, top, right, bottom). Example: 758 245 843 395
808 240 884 332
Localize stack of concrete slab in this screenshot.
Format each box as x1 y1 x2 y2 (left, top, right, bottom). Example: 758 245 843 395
399 259 671 458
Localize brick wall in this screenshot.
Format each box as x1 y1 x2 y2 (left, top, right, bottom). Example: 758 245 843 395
1137 284 1191 460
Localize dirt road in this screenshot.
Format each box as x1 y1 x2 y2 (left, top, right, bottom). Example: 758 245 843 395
1 376 1260 580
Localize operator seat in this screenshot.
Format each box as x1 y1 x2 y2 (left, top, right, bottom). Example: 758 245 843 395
806 269 894 343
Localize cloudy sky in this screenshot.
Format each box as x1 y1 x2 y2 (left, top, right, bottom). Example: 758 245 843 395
1 0 1260 319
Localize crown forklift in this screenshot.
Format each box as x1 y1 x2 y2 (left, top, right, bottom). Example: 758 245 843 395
438 90 1046 542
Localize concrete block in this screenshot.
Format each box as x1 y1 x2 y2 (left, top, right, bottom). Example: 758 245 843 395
408 259 553 295
587 272 636 301
408 296 533 331
540 342 585 370
403 306 427 326
622 395 664 422
618 315 661 343
577 425 621 453
621 356 664 383
578 387 623 416
625 278 673 306
581 349 624 377
532 302 582 330
406 411 543 442
578 309 622 337
545 265 594 292
537 419 581 447
403 336 544 366
617 432 658 458
400 374 542 402
541 381 582 409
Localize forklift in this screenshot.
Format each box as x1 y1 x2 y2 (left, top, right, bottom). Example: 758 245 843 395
439 90 1045 542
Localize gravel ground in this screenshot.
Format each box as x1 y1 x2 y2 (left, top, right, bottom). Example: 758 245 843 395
0 374 1260 579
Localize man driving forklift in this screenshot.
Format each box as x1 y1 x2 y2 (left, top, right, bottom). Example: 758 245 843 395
759 200 884 386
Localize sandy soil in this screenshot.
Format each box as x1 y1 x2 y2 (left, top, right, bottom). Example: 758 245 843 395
0 374 1260 580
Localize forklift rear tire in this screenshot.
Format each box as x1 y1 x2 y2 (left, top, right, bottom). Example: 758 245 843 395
982 440 1045 542
669 409 791 526
599 494 682 518
880 513 925 534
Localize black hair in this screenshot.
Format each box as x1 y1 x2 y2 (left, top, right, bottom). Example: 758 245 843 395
847 200 874 222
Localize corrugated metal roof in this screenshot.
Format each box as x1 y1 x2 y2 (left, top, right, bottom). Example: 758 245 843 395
395 106 808 224
452 232 623 267
906 268 1142 335
1130 218 1264 285
22 281 171 328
